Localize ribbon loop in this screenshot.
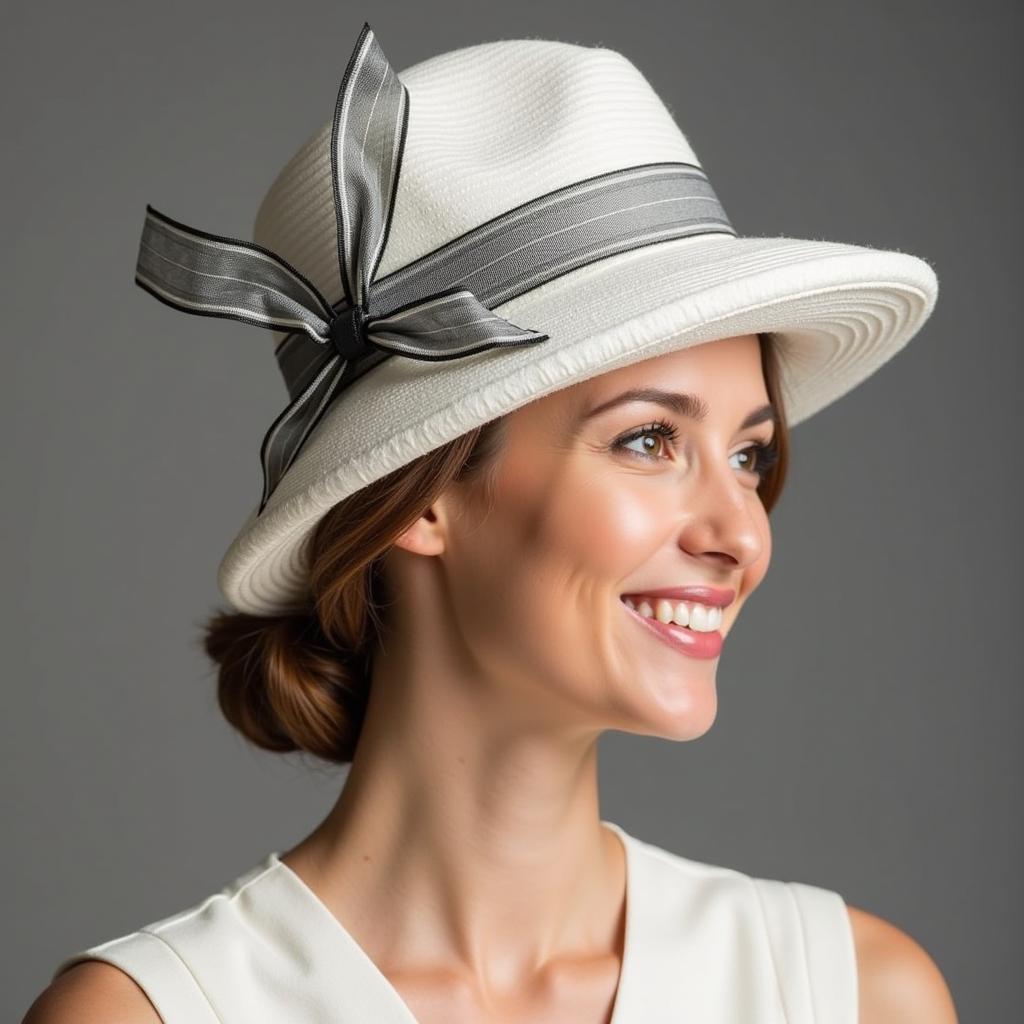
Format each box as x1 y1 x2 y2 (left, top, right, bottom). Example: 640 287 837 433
135 204 337 345
331 22 408 311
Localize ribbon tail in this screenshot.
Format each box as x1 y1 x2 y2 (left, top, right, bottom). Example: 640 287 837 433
135 204 337 343
331 22 410 308
258 348 348 513
366 288 549 359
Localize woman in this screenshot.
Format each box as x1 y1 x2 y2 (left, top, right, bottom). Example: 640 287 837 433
25 21 957 1024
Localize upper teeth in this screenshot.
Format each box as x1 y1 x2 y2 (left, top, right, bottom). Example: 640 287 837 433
622 596 723 632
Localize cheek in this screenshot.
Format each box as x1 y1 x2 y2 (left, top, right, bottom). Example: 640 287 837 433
509 474 679 681
483 440 661 586
538 468 672 579
452 461 656 685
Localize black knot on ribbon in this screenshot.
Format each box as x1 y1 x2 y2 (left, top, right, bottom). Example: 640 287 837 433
328 305 371 361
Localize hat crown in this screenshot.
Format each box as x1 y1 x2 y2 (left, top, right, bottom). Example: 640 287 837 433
252 38 702 315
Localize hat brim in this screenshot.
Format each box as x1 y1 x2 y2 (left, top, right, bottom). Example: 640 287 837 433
218 232 938 614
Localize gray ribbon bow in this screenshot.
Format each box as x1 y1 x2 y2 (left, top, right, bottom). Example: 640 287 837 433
134 21 737 515
135 22 549 514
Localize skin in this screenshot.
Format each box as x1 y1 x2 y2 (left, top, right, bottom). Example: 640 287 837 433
23 333 958 1023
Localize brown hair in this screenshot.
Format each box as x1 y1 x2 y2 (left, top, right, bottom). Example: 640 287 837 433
201 332 790 765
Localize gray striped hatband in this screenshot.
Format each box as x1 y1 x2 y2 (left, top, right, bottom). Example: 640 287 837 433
133 21 737 515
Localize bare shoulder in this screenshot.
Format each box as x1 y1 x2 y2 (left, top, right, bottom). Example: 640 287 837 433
21 960 163 1024
847 905 959 1024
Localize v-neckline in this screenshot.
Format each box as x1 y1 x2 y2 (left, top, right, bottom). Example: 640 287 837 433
267 818 638 1024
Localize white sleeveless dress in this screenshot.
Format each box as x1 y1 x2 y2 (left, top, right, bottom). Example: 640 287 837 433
51 820 858 1022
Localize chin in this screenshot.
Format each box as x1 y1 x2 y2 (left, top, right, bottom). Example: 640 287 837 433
639 675 719 741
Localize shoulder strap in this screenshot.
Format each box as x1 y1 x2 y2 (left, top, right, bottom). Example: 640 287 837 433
753 877 859 1024
52 930 221 1024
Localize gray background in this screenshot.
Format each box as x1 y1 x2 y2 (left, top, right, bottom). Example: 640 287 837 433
3 0 1020 1019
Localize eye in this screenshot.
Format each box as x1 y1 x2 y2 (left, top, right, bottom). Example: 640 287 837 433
611 417 679 460
731 437 781 481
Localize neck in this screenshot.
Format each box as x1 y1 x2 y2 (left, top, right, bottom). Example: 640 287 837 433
278 632 626 992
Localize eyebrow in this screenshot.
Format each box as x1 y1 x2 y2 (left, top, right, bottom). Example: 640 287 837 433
574 387 777 431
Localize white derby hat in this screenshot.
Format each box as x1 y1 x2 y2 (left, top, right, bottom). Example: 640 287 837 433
134 22 938 615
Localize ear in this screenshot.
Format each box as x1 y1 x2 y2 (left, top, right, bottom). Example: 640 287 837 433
390 491 457 557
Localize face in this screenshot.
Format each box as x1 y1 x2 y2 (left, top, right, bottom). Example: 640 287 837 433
406 334 774 742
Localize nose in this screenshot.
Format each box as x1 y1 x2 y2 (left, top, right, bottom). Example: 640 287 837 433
675 453 765 570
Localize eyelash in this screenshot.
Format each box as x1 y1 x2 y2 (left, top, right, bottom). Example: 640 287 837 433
611 416 781 480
